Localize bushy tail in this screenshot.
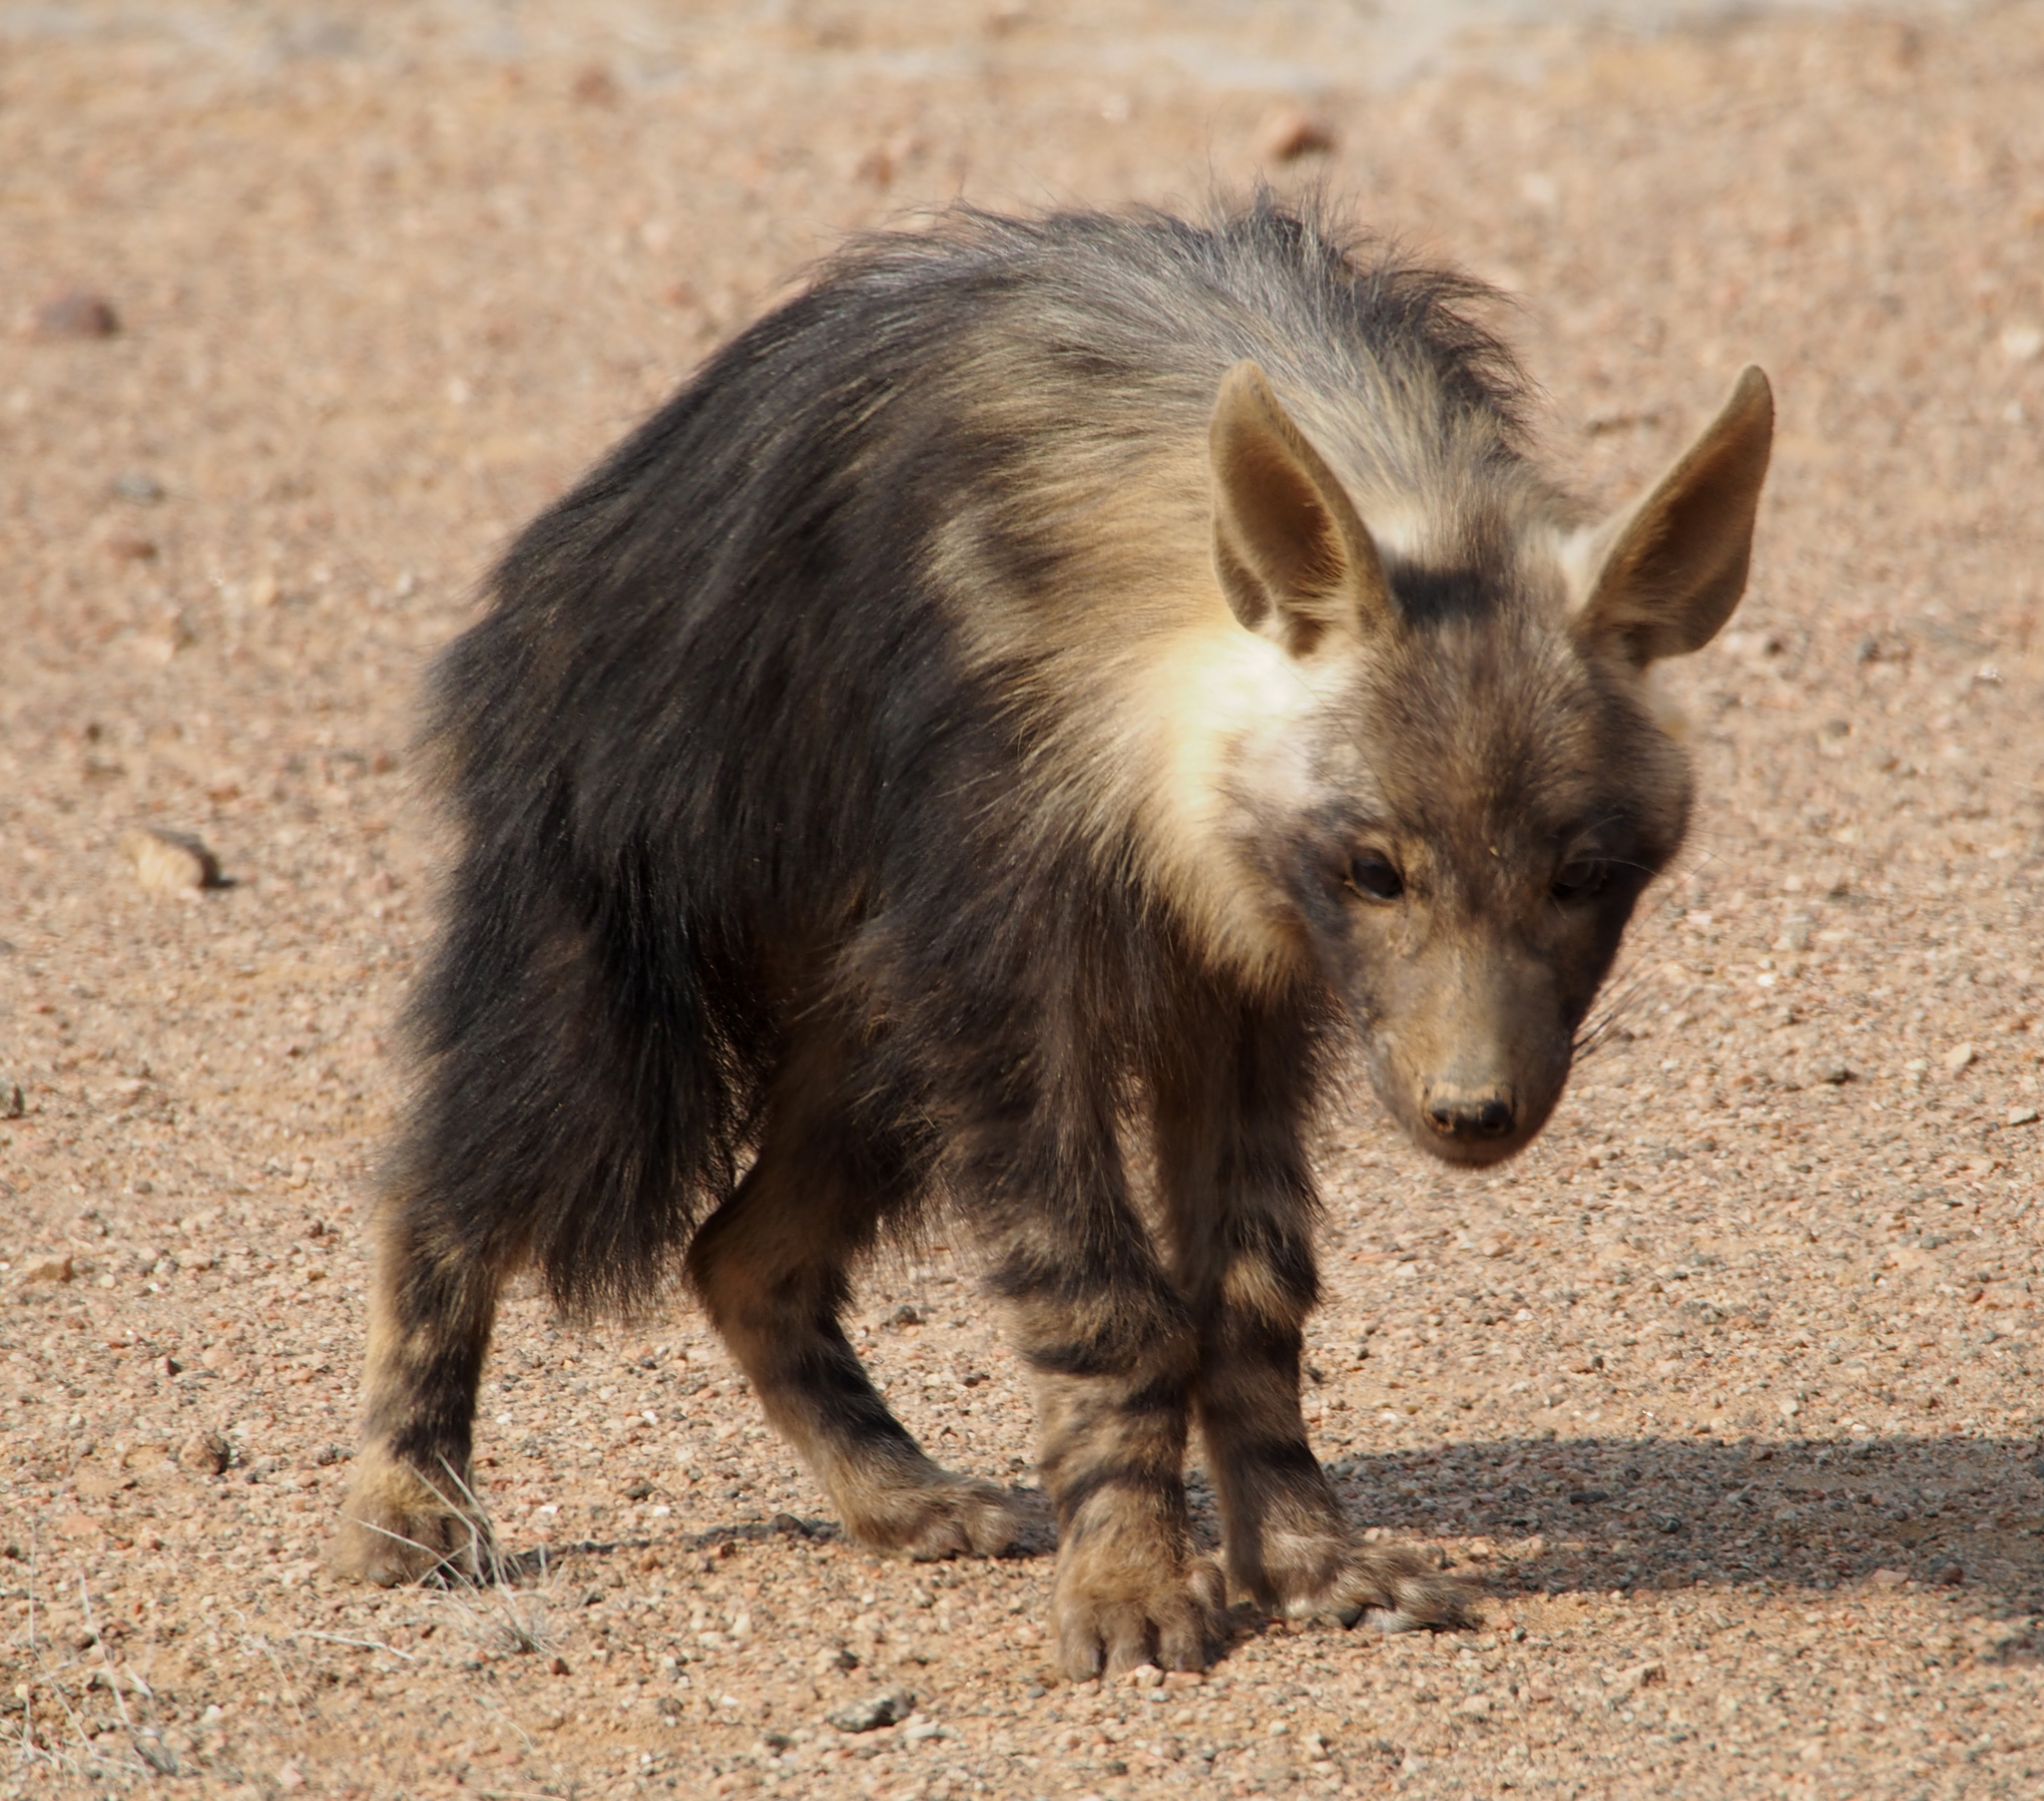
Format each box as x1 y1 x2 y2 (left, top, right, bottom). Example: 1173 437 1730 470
392 626 763 1317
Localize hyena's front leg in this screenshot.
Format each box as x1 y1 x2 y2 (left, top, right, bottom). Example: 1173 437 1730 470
334 1203 507 1584
985 1164 1223 1679
1158 1026 1475 1634
1189 1229 1472 1630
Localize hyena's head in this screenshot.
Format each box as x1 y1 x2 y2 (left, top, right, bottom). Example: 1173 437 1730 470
1207 359 1774 1166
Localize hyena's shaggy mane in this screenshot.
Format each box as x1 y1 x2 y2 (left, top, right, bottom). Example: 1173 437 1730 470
396 194 1557 1319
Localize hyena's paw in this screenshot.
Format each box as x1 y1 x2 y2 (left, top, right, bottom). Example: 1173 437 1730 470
1053 1539 1225 1681
841 1472 1032 1563
331 1452 492 1586
1261 1533 1478 1634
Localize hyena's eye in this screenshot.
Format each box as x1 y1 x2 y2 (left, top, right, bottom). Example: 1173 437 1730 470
1346 850 1404 902
1551 857 1611 904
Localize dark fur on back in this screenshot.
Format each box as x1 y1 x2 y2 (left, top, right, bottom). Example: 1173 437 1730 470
404 198 1532 1317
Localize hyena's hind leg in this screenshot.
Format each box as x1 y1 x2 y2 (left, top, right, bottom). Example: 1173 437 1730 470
1156 1011 1476 1634
685 1052 1026 1561
334 1202 510 1584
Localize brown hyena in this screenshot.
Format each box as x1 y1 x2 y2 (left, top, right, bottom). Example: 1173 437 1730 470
335 198 1772 1679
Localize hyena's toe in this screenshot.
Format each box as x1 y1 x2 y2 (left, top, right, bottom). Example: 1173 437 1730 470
1054 1550 1223 1681
842 1473 1031 1563
1317 1541 1479 1634
331 1453 491 1586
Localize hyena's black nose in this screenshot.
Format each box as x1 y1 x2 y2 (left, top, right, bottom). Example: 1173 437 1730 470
1424 1085 1517 1141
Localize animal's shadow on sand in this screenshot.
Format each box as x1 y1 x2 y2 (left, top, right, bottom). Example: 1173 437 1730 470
489 1434 2039 1663
1311 1433 2042 1651
487 1483 1056 1581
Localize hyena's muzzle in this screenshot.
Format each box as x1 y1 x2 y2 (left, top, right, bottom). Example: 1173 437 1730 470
1362 938 1579 1168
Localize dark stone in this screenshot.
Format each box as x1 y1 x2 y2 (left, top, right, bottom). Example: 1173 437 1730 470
33 289 120 339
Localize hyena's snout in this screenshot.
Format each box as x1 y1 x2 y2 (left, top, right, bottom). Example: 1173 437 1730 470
1402 1052 1550 1166
1371 957 1571 1167
1420 1076 1518 1145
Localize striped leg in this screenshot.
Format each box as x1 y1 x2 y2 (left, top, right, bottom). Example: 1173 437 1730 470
981 1134 1222 1680
335 1203 507 1584
1156 1008 1474 1631
687 1043 1024 1560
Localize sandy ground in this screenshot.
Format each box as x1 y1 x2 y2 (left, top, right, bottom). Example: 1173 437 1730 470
3 2 2043 1797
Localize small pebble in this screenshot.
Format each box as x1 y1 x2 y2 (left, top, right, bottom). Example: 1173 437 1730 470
1942 1043 1976 1075
31 288 119 339
122 827 222 896
2000 322 2043 363
827 1685 914 1733
1257 106 1335 162
179 1429 231 1476
571 64 620 106
19 1254 74 1285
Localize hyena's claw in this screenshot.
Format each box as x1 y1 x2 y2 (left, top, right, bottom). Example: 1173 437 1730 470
1318 1542 1479 1634
1054 1552 1223 1682
842 1473 1030 1563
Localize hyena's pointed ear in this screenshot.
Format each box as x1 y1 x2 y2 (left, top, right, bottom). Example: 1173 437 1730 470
1210 360 1394 656
1571 365 1774 668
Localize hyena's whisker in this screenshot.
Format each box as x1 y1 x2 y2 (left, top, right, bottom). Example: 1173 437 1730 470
1572 963 1665 1064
